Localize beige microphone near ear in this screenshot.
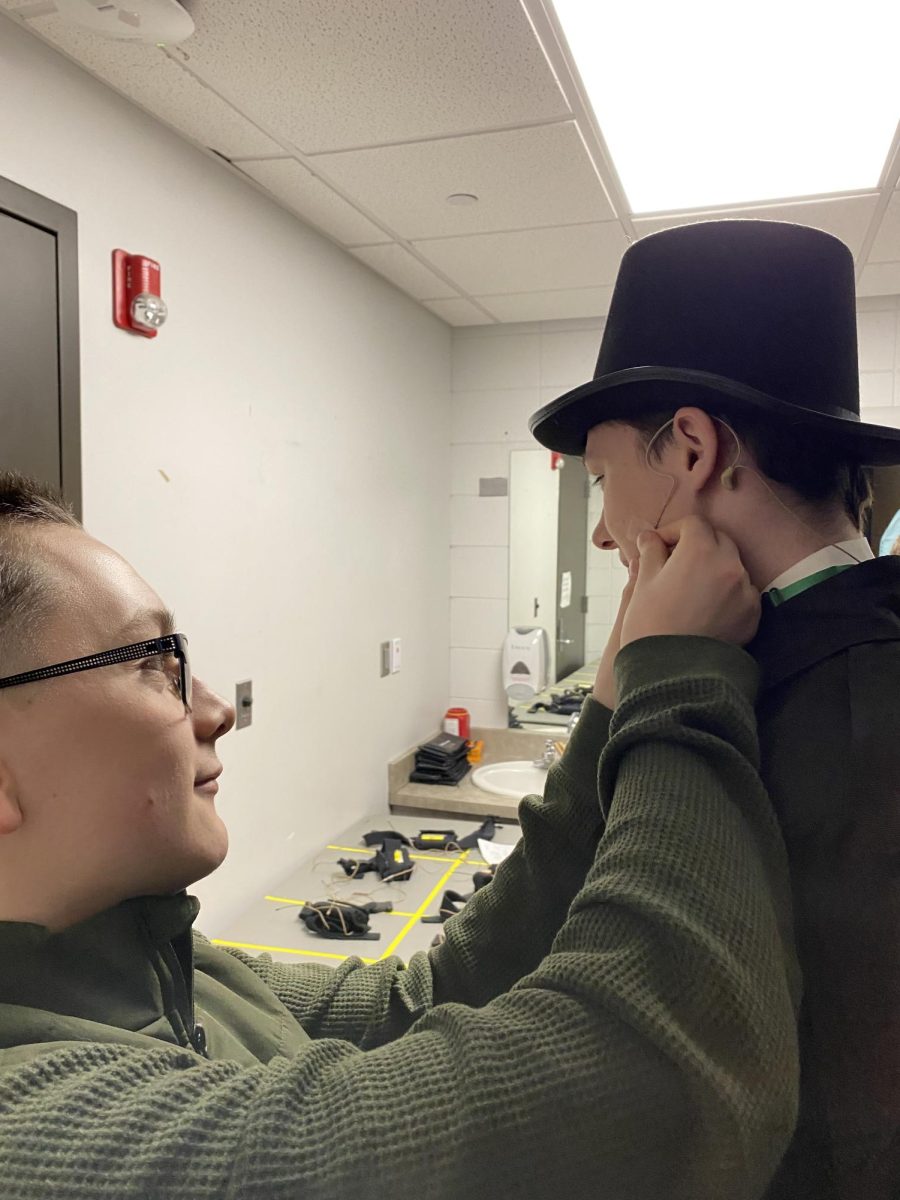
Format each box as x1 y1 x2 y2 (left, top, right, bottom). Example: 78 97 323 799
721 467 736 490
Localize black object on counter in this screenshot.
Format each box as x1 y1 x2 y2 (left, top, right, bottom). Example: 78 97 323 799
409 730 471 786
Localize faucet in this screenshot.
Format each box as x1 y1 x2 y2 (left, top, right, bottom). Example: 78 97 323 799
533 738 562 769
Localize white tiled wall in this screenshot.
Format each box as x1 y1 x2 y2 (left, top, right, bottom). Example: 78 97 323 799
449 317 630 727
449 298 900 729
858 296 900 412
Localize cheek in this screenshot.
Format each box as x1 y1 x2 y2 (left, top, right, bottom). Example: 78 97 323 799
19 683 195 815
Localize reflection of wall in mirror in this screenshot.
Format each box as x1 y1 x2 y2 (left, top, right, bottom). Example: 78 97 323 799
508 450 559 680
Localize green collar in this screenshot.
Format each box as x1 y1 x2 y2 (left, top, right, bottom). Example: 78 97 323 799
764 563 855 608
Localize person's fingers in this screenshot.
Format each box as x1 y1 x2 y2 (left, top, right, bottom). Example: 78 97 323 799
654 514 717 551
635 529 668 578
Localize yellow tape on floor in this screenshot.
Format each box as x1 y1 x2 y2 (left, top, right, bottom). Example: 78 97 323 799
326 844 488 867
378 849 471 960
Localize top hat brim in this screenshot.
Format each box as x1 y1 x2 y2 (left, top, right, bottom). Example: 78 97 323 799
529 366 900 467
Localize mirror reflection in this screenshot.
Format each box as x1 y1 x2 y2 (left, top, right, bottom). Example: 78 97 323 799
506 449 629 728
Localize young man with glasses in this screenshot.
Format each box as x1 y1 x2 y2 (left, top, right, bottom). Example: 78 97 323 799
0 472 798 1197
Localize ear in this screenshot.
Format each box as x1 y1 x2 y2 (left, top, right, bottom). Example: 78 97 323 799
669 407 722 494
0 758 24 836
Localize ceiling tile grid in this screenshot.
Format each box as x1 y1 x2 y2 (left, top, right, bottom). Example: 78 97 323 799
236 158 391 245
4 1 899 326
25 12 283 158
308 122 614 240
412 222 629 296
159 0 572 153
423 298 496 326
475 286 613 323
349 243 459 301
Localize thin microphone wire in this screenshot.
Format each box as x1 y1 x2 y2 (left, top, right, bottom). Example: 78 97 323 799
636 416 865 566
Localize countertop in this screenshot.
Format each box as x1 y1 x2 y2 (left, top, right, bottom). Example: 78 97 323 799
388 725 566 821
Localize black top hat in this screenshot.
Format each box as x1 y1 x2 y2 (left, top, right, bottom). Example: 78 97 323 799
529 220 900 466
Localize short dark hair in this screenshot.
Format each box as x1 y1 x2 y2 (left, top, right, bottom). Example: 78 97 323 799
618 406 874 529
0 472 81 667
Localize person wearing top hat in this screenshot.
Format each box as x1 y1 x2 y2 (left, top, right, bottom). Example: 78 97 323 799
530 217 900 1200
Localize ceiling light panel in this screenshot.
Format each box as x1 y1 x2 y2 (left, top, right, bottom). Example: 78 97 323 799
550 0 900 212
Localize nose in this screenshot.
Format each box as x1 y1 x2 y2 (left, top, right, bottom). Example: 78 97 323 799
191 676 236 742
592 512 618 552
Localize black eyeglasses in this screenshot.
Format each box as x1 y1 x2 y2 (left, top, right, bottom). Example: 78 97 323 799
0 633 192 712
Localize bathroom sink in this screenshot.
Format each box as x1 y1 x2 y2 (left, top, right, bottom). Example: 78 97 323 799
471 760 548 799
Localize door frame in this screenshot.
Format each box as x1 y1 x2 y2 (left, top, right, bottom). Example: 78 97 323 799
0 174 81 518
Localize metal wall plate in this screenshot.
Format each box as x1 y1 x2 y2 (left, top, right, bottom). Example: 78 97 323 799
235 679 253 729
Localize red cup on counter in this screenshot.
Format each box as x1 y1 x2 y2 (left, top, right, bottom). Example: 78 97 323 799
443 706 470 739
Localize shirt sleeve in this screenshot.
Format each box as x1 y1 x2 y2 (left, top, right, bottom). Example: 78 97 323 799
0 637 799 1200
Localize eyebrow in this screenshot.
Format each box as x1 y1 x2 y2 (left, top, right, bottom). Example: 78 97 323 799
114 608 178 643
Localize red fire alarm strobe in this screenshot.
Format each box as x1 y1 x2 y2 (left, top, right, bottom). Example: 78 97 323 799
112 249 168 338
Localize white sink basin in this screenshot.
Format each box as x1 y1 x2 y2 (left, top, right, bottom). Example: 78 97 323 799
471 760 548 799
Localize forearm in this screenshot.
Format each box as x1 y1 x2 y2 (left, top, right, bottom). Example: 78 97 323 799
221 698 614 1043
0 637 799 1200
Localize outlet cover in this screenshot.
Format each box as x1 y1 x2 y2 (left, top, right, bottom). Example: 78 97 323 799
391 637 401 673
235 679 253 729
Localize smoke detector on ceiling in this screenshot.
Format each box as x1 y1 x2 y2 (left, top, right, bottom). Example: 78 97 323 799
50 0 194 44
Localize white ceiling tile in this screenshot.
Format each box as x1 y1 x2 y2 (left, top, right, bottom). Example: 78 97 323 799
869 191 900 263
633 195 880 258
26 13 282 158
423 298 496 326
476 287 613 323
350 244 457 301
858 261 900 296
311 122 613 239
236 158 390 245
414 223 629 295
174 0 570 153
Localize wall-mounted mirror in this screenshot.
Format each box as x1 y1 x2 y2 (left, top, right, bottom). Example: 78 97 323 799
870 466 900 553
507 450 615 728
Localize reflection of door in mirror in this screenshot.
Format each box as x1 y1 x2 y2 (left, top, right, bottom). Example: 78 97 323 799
508 451 589 685
869 467 900 555
556 455 587 678
509 450 560 680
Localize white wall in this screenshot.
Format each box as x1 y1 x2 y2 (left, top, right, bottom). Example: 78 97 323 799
450 300 900 728
0 18 451 936
449 318 627 727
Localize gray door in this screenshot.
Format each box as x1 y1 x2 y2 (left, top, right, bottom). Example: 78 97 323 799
555 456 587 678
0 176 81 515
0 211 62 487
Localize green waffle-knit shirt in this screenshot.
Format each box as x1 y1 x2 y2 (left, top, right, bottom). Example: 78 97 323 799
0 636 800 1199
